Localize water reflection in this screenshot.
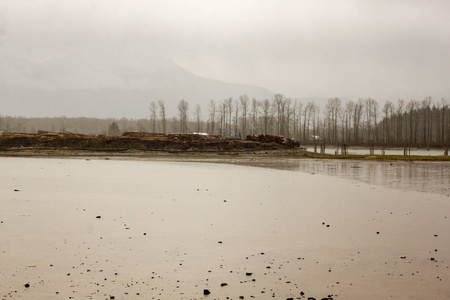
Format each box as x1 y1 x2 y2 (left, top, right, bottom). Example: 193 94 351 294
230 159 450 196
305 147 446 156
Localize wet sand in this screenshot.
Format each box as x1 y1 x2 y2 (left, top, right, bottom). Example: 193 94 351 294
1 157 449 299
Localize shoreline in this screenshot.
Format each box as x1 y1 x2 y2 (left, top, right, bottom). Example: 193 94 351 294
0 148 449 161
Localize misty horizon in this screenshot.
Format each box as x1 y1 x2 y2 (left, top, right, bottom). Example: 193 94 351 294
1 1 449 118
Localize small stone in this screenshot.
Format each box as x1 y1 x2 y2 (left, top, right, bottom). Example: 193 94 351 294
14 189 20 192
203 289 211 295
24 283 30 288
246 272 253 276
96 216 101 219
221 283 228 287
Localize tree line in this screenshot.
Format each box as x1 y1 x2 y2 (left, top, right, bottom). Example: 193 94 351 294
1 95 449 147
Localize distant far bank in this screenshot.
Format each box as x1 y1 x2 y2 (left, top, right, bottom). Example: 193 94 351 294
0 131 448 162
1 95 449 150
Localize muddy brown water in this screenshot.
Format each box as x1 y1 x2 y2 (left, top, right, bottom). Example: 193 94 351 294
0 157 449 299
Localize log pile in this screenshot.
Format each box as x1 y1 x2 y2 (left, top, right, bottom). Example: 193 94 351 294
246 134 300 147
0 131 300 152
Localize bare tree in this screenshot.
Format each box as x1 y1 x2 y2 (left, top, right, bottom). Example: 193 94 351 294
195 104 202 133
219 100 226 136
326 98 342 143
226 98 233 137
177 99 189 133
296 101 303 140
406 100 419 144
234 99 239 137
353 99 364 143
273 94 287 135
239 94 250 137
284 98 292 138
149 101 158 133
344 101 354 143
158 99 166 134
250 98 259 135
208 100 217 135
261 99 271 135
395 99 405 143
382 101 394 144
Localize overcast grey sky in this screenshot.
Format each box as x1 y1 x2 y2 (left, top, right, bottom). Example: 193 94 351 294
1 0 450 101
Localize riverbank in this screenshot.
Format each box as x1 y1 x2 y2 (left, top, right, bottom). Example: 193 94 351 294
1 148 449 161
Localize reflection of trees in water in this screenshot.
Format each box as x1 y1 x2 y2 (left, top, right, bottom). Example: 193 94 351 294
305 161 449 195
235 159 449 195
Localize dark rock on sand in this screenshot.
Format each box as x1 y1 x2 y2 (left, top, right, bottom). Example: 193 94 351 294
203 289 211 295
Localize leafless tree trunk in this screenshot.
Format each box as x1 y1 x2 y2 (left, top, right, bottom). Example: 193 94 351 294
261 99 271 135
195 104 202 133
239 94 249 137
208 100 217 135
226 98 233 137
233 99 239 137
177 99 189 133
251 98 259 135
158 99 166 134
149 101 157 133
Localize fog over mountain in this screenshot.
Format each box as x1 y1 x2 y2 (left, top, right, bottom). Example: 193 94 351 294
0 52 273 118
1 1 450 119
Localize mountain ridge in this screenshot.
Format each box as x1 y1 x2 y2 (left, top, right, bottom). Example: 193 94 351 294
0 53 274 118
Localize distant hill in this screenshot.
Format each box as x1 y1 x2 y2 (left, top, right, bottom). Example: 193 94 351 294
0 53 274 119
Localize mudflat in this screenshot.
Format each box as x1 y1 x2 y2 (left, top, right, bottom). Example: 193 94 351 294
1 157 449 299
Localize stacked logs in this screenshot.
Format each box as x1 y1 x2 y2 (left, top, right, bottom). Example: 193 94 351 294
0 131 299 151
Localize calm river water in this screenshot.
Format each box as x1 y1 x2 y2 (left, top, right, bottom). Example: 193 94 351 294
0 157 449 299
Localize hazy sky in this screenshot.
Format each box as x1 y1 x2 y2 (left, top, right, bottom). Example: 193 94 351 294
1 0 450 101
